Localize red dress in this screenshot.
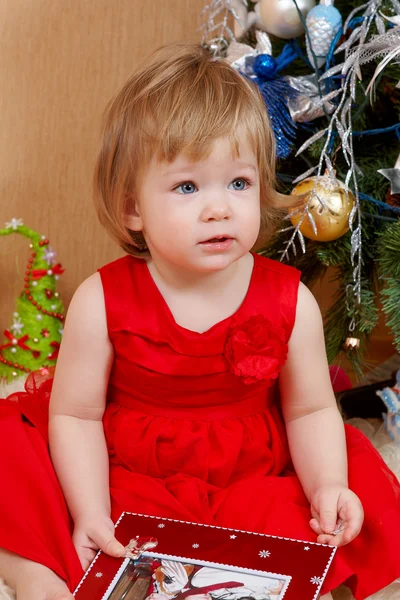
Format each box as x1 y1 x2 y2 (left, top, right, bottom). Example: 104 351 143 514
0 254 399 598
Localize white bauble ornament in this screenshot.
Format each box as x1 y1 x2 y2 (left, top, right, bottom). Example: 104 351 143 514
259 0 316 39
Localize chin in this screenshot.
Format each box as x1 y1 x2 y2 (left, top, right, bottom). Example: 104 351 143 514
196 252 244 273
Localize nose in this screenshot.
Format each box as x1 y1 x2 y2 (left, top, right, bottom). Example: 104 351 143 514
200 201 232 222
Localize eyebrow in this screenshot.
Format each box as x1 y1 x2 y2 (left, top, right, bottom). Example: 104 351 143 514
237 162 257 172
162 162 257 177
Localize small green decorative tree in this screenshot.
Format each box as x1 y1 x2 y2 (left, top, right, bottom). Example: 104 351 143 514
0 218 66 382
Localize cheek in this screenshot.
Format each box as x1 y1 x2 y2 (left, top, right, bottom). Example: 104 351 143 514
249 214 261 243
240 197 261 225
241 201 261 243
147 203 190 236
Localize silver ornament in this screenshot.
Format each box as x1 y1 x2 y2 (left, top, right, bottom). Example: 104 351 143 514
286 74 335 121
378 153 400 195
199 0 244 51
226 30 273 73
379 167 400 194
258 0 316 39
306 0 342 69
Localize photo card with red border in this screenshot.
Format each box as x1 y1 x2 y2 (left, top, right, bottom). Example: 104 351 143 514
74 513 336 600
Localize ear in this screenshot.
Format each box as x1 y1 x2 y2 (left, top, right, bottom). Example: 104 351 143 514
123 197 143 231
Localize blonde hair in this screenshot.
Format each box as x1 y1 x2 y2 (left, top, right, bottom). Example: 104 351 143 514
94 42 290 257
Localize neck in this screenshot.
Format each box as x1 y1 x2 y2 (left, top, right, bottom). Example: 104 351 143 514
147 254 252 295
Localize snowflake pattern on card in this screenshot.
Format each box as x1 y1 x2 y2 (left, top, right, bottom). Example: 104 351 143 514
95 572 103 578
192 543 199 548
258 550 271 558
158 523 165 528
310 576 323 585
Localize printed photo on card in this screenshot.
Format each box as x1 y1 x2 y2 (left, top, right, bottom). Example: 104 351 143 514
106 555 290 600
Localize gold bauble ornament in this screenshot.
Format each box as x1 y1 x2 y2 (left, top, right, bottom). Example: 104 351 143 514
343 337 360 351
289 175 355 242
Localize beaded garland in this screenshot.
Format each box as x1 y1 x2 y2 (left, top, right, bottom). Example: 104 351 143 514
24 242 65 322
0 220 65 379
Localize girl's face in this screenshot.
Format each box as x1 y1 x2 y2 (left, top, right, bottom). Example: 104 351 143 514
127 137 261 274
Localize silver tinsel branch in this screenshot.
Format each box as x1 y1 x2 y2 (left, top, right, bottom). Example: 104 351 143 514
281 0 400 333
364 27 400 100
199 0 245 53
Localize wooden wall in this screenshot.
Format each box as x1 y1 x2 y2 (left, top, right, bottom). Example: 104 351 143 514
0 0 205 333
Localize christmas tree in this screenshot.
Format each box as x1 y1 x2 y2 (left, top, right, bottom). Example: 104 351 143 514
200 0 400 376
0 219 65 382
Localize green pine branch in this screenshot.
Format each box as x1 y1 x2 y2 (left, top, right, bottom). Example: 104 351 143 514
248 0 400 367
377 221 400 352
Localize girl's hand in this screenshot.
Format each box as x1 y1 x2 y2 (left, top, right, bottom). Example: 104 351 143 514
309 485 364 547
72 513 126 571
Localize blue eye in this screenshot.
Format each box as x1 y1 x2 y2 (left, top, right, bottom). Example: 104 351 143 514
175 182 197 194
229 178 249 191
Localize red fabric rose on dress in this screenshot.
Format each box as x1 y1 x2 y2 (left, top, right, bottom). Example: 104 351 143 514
224 314 288 385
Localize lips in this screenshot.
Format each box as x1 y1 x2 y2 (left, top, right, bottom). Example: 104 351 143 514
200 235 233 244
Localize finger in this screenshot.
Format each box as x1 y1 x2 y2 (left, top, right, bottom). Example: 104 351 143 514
72 532 96 570
317 495 339 534
92 529 126 558
338 501 364 545
318 522 361 548
309 518 324 535
74 542 98 571
333 521 361 546
104 536 126 557
310 504 320 521
317 532 340 546
76 546 97 571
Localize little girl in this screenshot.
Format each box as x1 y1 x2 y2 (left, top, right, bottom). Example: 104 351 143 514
0 43 399 600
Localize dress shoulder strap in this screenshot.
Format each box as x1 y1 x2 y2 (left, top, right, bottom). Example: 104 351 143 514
97 255 147 336
250 255 301 343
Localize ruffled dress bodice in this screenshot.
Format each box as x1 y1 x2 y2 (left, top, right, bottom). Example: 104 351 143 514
99 254 300 487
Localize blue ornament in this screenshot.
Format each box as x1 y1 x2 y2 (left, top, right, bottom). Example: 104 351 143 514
250 51 299 159
252 54 277 79
256 78 298 159
227 32 299 159
306 0 342 68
